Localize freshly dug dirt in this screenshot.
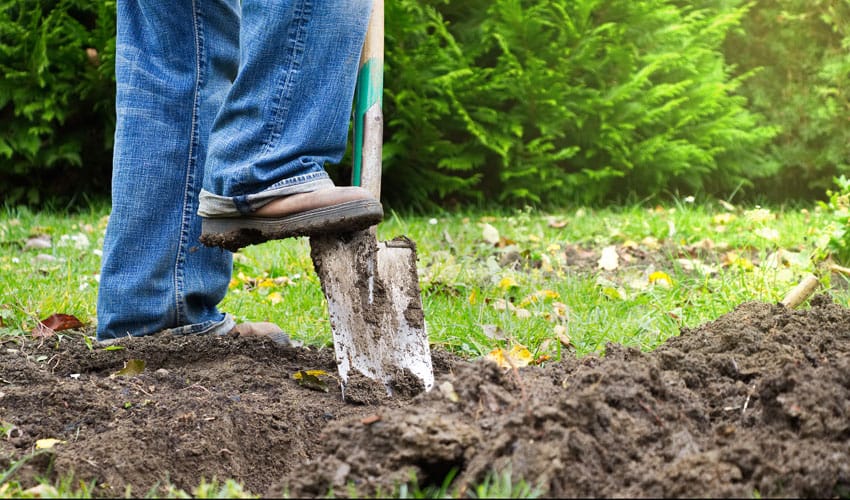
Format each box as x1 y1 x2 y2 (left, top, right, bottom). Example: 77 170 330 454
2 297 850 497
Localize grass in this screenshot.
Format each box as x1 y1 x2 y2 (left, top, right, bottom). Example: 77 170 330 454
2 201 848 354
2 198 849 497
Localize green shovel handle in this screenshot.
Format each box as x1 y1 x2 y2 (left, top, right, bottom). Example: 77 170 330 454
352 58 382 187
352 0 383 196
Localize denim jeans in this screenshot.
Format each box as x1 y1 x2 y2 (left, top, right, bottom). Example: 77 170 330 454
97 0 372 341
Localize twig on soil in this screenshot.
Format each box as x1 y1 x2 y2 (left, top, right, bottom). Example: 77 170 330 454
780 274 820 309
181 382 211 394
46 354 60 372
130 380 154 397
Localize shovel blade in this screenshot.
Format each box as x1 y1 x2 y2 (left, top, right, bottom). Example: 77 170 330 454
310 231 434 394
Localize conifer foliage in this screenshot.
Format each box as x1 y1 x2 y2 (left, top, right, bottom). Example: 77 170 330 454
726 0 850 199
382 0 777 206
0 0 115 203
1 0 842 206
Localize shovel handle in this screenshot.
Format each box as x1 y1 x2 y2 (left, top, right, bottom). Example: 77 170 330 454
352 0 384 199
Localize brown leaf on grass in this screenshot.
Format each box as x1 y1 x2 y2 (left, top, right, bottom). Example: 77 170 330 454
32 313 84 338
497 236 516 248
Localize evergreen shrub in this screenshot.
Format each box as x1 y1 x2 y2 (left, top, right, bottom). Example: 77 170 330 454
0 0 115 204
1 0 790 207
382 0 777 206
726 0 850 200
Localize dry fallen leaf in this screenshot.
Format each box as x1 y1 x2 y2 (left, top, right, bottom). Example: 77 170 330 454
112 359 146 378
481 223 500 246
532 355 550 365
35 438 66 450
481 324 508 340
293 370 329 392
551 301 569 320
676 258 718 275
513 308 532 319
648 271 673 288
485 344 533 369
32 313 84 338
267 291 283 305
765 249 810 269
722 252 755 270
598 246 619 271
640 236 661 250
23 235 52 251
744 208 774 223
519 289 560 307
490 298 510 311
554 325 571 347
754 227 780 242
497 276 519 291
712 213 736 225
718 200 737 212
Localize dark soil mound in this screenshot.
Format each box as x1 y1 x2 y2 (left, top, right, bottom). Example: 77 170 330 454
2 297 850 497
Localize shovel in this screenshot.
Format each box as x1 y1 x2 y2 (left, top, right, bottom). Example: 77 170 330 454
309 0 434 396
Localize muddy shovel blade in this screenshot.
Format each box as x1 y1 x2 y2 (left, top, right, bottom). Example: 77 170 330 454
310 231 434 394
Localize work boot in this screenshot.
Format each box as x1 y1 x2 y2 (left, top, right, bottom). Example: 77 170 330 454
199 186 382 251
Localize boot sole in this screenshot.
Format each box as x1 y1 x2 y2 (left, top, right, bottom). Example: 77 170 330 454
200 199 383 251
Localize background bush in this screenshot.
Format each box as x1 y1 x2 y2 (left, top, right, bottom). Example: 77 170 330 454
382 0 777 207
0 0 844 208
0 0 115 205
725 0 850 201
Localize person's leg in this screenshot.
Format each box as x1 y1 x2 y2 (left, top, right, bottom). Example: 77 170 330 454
197 0 380 250
97 0 240 341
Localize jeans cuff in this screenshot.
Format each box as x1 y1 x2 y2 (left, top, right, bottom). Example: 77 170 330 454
198 172 335 217
166 313 236 337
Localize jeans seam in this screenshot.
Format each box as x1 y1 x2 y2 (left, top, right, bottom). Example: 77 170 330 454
175 0 206 326
261 0 312 155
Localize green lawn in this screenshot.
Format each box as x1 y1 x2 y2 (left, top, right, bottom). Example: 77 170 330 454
2 200 846 360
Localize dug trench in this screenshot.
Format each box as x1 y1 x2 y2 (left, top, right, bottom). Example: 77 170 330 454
1 296 850 497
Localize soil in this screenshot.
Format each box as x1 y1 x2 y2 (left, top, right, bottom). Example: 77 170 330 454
2 296 850 497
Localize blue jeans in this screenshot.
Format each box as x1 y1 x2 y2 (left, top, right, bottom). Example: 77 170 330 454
97 0 372 341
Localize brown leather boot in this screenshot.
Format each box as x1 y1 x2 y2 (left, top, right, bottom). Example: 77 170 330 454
200 186 382 251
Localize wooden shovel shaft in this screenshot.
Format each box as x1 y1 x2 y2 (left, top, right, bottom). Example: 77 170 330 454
352 0 384 199
310 1 434 395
